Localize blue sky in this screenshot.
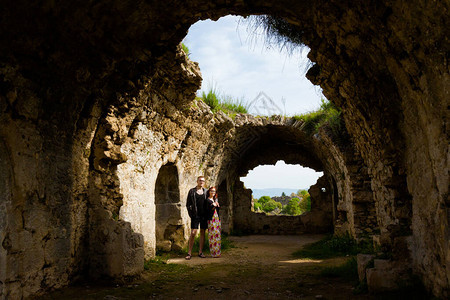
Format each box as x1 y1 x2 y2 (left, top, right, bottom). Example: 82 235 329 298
184 15 323 189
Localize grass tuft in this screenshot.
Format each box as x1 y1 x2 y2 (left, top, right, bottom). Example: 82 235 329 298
181 43 190 57
200 87 249 115
201 89 220 112
244 15 307 55
293 99 346 141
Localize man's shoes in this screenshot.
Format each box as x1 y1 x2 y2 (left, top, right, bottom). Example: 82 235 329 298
198 253 206 258
185 254 192 260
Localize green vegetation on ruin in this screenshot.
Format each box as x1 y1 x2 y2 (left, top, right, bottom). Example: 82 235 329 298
292 234 374 259
253 190 311 215
181 42 190 57
293 99 343 137
200 87 249 116
245 15 307 54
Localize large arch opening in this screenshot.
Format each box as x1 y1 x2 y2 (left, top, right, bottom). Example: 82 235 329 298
241 160 323 216
185 15 325 117
154 164 184 252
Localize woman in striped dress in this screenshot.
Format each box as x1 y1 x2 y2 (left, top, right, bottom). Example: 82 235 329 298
206 187 221 258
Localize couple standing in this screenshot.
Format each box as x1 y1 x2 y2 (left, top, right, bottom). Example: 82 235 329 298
185 176 221 260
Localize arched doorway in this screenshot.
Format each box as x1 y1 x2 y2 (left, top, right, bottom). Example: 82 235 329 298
154 163 184 252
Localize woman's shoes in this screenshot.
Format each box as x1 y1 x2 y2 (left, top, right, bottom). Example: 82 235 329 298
185 254 191 260
198 253 206 258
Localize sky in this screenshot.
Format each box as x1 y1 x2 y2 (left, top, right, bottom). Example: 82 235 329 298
184 15 323 189
240 161 323 190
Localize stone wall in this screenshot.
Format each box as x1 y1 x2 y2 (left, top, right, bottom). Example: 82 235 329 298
0 139 12 297
0 0 447 298
232 180 333 235
312 128 378 240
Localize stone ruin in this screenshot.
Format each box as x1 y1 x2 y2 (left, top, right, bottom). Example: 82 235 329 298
0 0 448 298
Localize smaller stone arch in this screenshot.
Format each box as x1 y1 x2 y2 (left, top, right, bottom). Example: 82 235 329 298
154 163 184 252
217 179 231 233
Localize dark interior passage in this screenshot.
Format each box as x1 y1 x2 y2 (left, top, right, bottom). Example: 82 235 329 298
155 164 184 252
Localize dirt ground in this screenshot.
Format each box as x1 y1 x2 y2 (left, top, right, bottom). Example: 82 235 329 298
42 235 382 300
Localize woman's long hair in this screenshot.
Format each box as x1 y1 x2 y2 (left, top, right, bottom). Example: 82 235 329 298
206 187 218 200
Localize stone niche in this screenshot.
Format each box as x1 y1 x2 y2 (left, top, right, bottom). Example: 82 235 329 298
155 163 184 252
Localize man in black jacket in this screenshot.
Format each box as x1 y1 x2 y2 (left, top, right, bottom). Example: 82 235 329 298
185 176 207 259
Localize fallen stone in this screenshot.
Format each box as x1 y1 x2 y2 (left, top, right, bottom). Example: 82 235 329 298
366 268 399 292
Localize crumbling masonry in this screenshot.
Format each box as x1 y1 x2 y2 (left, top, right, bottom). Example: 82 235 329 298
0 0 448 298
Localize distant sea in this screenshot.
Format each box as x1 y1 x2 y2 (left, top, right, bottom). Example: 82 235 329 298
250 188 305 199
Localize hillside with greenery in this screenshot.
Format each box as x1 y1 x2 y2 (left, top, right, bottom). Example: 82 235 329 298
253 189 311 216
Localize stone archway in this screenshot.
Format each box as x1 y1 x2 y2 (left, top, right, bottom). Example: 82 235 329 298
217 119 378 239
154 163 184 252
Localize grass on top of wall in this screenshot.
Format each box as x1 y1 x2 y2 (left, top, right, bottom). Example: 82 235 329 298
200 87 249 116
293 99 342 137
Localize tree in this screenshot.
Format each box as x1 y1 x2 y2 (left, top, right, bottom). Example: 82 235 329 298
299 194 311 212
262 199 281 213
298 189 308 196
281 192 286 197
254 202 262 211
258 196 271 204
282 198 302 215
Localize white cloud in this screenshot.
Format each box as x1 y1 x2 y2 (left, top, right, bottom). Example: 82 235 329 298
241 161 323 189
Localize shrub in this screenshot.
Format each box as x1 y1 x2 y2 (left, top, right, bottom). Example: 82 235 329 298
254 202 262 211
258 196 271 205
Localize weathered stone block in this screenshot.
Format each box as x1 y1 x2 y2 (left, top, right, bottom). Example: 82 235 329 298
373 259 391 270
366 267 399 292
3 280 22 300
156 240 172 252
357 254 374 281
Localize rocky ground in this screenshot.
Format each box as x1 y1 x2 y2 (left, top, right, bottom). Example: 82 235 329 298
40 235 425 299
